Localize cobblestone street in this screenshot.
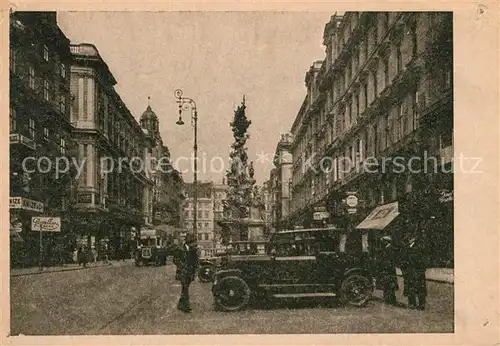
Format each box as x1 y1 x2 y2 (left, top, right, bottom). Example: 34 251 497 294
10 263 454 335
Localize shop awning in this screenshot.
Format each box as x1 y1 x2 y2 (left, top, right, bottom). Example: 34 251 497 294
356 202 399 230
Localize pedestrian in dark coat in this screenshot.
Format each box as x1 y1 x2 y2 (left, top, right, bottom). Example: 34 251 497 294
77 246 88 268
376 236 398 305
401 235 428 310
173 234 199 313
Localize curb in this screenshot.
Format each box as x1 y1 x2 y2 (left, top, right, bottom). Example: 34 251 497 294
10 262 118 277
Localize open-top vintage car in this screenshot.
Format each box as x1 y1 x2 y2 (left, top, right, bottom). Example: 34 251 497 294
198 241 269 282
211 228 375 311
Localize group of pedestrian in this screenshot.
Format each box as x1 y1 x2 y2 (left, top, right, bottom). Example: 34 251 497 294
375 219 429 310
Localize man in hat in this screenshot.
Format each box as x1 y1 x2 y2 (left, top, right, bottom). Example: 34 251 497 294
400 232 428 310
173 233 199 312
376 235 399 305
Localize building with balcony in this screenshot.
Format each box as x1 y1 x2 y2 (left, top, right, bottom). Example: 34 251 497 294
289 61 325 228
183 182 215 255
288 12 453 267
9 12 74 266
69 43 155 258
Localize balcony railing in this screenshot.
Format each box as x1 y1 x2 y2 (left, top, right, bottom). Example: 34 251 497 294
10 133 37 150
70 44 100 57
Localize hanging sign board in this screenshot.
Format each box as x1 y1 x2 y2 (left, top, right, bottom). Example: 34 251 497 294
31 217 61 232
346 195 359 207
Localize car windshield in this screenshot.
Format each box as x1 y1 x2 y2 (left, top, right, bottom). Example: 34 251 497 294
140 238 157 247
231 242 267 255
268 229 341 256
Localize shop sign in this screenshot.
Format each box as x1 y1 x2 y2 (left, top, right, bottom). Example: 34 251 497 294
31 217 61 232
346 195 359 207
313 206 327 212
9 197 44 213
347 208 357 214
77 193 93 204
438 190 453 203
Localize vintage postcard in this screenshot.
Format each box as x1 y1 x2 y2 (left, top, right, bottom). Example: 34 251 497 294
1 1 498 345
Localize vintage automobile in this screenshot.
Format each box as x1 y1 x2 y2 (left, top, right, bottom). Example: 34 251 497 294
198 241 269 283
211 228 375 311
134 229 169 266
198 253 227 282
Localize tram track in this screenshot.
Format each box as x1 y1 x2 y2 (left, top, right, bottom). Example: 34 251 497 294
93 265 179 334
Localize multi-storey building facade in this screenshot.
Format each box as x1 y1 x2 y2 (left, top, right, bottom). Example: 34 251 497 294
69 43 154 258
183 182 215 255
290 61 324 223
269 133 294 230
288 12 453 266
9 12 74 266
140 103 185 233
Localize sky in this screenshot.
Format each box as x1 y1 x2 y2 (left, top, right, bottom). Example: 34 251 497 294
58 11 332 185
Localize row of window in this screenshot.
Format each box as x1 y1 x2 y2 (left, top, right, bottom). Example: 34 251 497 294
292 14 449 192
11 58 68 114
184 209 211 219
10 43 66 74
295 13 421 159
292 94 418 189
185 221 212 230
197 233 211 241
95 93 143 159
291 171 413 213
185 200 213 209
105 167 144 210
10 107 67 154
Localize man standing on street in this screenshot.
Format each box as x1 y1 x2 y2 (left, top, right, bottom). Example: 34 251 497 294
376 236 398 305
401 231 428 310
173 234 199 313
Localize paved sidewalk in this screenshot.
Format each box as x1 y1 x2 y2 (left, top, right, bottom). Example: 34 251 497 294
373 275 454 315
10 259 135 277
395 267 454 284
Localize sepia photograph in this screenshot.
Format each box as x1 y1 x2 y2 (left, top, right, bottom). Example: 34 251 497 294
3 4 498 344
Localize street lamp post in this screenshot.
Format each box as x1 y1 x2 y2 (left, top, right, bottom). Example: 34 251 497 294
175 89 198 238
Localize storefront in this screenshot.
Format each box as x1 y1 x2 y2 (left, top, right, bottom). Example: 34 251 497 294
9 197 45 267
355 201 401 253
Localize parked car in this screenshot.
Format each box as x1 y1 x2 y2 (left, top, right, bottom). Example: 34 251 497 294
135 230 169 266
198 254 225 282
211 228 374 311
198 241 269 283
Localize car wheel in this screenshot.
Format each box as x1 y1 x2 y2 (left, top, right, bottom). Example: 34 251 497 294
340 274 373 307
198 265 214 282
213 276 251 312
